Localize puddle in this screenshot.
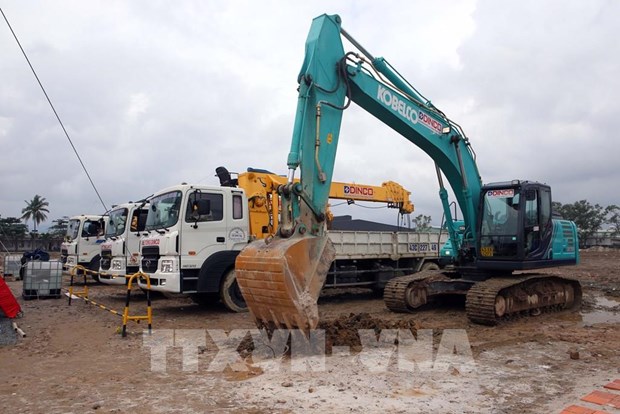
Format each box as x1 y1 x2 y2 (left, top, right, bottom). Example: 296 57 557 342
580 296 620 326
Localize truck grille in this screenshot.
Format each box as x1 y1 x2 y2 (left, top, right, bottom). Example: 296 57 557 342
100 249 112 270
61 249 68 264
141 246 160 273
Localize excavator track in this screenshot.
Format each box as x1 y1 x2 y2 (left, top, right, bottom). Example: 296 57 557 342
466 274 582 325
383 271 451 313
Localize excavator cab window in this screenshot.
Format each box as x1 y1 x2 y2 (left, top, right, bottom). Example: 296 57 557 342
524 190 540 255
524 186 553 258
479 188 520 259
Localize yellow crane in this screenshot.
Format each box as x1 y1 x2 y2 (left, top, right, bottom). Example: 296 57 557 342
227 167 414 240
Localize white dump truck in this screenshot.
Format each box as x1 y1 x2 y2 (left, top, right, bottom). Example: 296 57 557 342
98 201 149 285
61 214 108 281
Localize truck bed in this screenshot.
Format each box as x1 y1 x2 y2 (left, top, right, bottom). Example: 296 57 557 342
328 230 448 260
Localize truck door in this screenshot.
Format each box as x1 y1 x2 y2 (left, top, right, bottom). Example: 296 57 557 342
126 207 148 270
180 190 228 272
79 219 106 264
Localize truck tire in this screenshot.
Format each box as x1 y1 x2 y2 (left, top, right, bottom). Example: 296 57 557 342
190 293 220 306
89 258 101 283
220 269 247 313
421 262 440 271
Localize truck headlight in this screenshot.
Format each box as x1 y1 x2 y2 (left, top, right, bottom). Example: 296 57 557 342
67 256 76 265
111 260 123 270
161 259 174 273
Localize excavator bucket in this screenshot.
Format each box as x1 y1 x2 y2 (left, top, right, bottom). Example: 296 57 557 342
235 235 335 331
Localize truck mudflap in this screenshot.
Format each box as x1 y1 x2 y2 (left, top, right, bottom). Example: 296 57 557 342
235 235 335 331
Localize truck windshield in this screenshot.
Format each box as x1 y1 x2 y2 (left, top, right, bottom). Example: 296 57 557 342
106 208 128 237
146 191 182 231
67 219 81 240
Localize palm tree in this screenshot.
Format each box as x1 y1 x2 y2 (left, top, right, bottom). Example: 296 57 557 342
21 194 50 232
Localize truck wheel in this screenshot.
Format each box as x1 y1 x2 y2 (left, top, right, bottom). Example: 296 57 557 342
89 259 101 283
421 262 440 271
190 293 219 306
220 269 247 313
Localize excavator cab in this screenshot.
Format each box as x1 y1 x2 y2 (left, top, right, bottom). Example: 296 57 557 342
477 181 578 270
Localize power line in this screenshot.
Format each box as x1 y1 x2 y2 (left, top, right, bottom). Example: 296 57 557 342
1 7 108 212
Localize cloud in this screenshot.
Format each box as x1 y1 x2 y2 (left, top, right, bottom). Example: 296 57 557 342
0 0 617 232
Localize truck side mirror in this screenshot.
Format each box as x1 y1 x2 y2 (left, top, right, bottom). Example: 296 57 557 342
192 199 211 219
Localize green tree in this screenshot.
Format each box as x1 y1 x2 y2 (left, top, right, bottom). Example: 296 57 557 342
551 201 563 216
555 200 606 248
21 194 50 232
0 216 29 250
413 214 432 232
47 216 69 238
606 205 620 236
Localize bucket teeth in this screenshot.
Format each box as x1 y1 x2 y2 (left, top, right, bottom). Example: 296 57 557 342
236 235 335 330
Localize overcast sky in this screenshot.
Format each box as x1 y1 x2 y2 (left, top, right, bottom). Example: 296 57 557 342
1 0 618 232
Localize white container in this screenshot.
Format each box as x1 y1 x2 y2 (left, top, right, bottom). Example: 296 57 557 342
3 255 22 277
22 260 63 299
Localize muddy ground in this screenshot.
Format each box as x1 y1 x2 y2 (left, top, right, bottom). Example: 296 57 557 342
0 250 618 413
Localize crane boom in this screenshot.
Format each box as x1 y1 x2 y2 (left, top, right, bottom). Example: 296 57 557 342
236 168 414 240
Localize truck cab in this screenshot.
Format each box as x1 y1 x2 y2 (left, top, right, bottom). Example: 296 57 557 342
61 214 108 281
137 184 249 311
99 202 149 285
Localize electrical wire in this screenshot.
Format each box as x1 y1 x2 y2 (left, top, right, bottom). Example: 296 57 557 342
1 8 108 212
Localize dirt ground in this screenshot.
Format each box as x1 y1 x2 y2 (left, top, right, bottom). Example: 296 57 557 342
0 249 618 414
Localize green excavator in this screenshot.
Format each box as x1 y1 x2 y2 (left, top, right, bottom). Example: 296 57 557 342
235 14 581 330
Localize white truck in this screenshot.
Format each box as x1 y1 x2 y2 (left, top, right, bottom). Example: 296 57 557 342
61 214 108 281
98 201 149 285
137 182 448 312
